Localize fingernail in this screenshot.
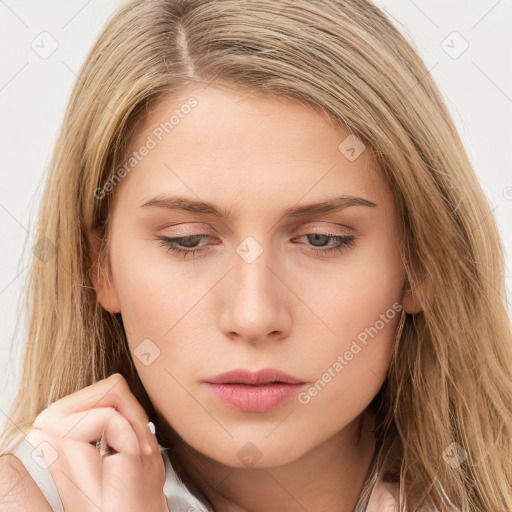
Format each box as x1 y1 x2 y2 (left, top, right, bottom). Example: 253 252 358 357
144 443 153 456
147 421 156 435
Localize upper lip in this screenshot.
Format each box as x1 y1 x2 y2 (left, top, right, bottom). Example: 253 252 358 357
203 368 305 385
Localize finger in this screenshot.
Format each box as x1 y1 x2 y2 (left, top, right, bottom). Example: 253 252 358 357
87 393 158 457
33 407 140 456
25 427 102 512
28 411 144 511
35 373 157 456
41 374 137 419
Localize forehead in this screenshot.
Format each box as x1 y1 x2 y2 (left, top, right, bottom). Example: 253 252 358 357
112 84 391 216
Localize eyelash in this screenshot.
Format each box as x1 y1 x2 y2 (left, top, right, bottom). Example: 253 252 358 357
156 232 356 258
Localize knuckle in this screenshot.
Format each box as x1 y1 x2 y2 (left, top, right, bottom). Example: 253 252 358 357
25 427 41 445
32 415 43 428
108 372 125 386
106 406 131 434
115 421 139 454
107 373 132 397
117 419 133 438
33 409 49 428
47 399 58 409
106 405 119 422
33 400 63 428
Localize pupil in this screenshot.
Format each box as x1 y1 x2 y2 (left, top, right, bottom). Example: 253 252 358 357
308 233 329 247
181 235 202 248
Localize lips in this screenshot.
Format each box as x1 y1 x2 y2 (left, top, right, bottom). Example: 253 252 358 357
203 368 305 386
203 368 307 412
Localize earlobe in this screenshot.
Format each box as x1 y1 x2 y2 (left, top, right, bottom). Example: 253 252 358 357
401 274 427 314
402 288 422 314
88 229 121 314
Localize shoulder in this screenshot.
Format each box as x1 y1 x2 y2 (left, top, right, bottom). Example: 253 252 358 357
0 453 53 511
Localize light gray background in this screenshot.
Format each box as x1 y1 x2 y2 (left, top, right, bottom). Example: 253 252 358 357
1 1 511 429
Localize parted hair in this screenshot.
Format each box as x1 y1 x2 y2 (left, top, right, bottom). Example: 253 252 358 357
1 1 511 510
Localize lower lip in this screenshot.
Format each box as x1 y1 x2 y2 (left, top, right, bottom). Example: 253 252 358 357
204 382 306 412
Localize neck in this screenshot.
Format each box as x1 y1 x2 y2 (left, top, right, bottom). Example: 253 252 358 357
161 409 377 512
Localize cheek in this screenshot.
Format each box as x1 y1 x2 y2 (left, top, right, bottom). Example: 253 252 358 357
110 233 192 328
294 234 404 342
293 296 401 444
293 239 404 401
110 235 216 376
110 247 208 425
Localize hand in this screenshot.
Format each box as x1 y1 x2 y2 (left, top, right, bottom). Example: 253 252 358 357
25 373 169 512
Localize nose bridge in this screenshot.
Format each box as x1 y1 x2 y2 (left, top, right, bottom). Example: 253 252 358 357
218 234 288 342
232 235 278 302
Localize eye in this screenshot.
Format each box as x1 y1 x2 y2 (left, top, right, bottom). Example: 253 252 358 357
156 231 356 258
157 234 211 258
292 233 356 255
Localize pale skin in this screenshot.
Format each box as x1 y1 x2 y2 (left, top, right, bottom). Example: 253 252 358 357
9 373 168 512
89 83 421 512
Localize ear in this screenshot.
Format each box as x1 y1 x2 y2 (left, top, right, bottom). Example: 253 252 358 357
401 275 427 315
402 288 422 314
88 228 121 314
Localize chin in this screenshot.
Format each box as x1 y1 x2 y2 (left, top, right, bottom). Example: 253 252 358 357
203 436 309 470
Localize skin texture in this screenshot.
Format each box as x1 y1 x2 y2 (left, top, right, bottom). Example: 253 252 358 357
0 454 53 511
91 84 420 512
1 375 167 512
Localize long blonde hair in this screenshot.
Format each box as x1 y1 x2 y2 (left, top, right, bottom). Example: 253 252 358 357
1 1 511 510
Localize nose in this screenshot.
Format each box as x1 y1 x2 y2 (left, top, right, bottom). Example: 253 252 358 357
218 245 292 345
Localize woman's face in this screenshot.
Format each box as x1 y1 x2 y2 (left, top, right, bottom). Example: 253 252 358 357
92 84 417 468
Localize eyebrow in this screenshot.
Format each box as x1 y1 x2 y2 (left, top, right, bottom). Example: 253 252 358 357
138 194 377 218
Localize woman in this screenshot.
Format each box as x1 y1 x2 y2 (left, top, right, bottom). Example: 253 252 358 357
1 0 511 511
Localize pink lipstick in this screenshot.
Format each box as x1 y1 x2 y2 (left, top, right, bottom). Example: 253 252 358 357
203 368 307 413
